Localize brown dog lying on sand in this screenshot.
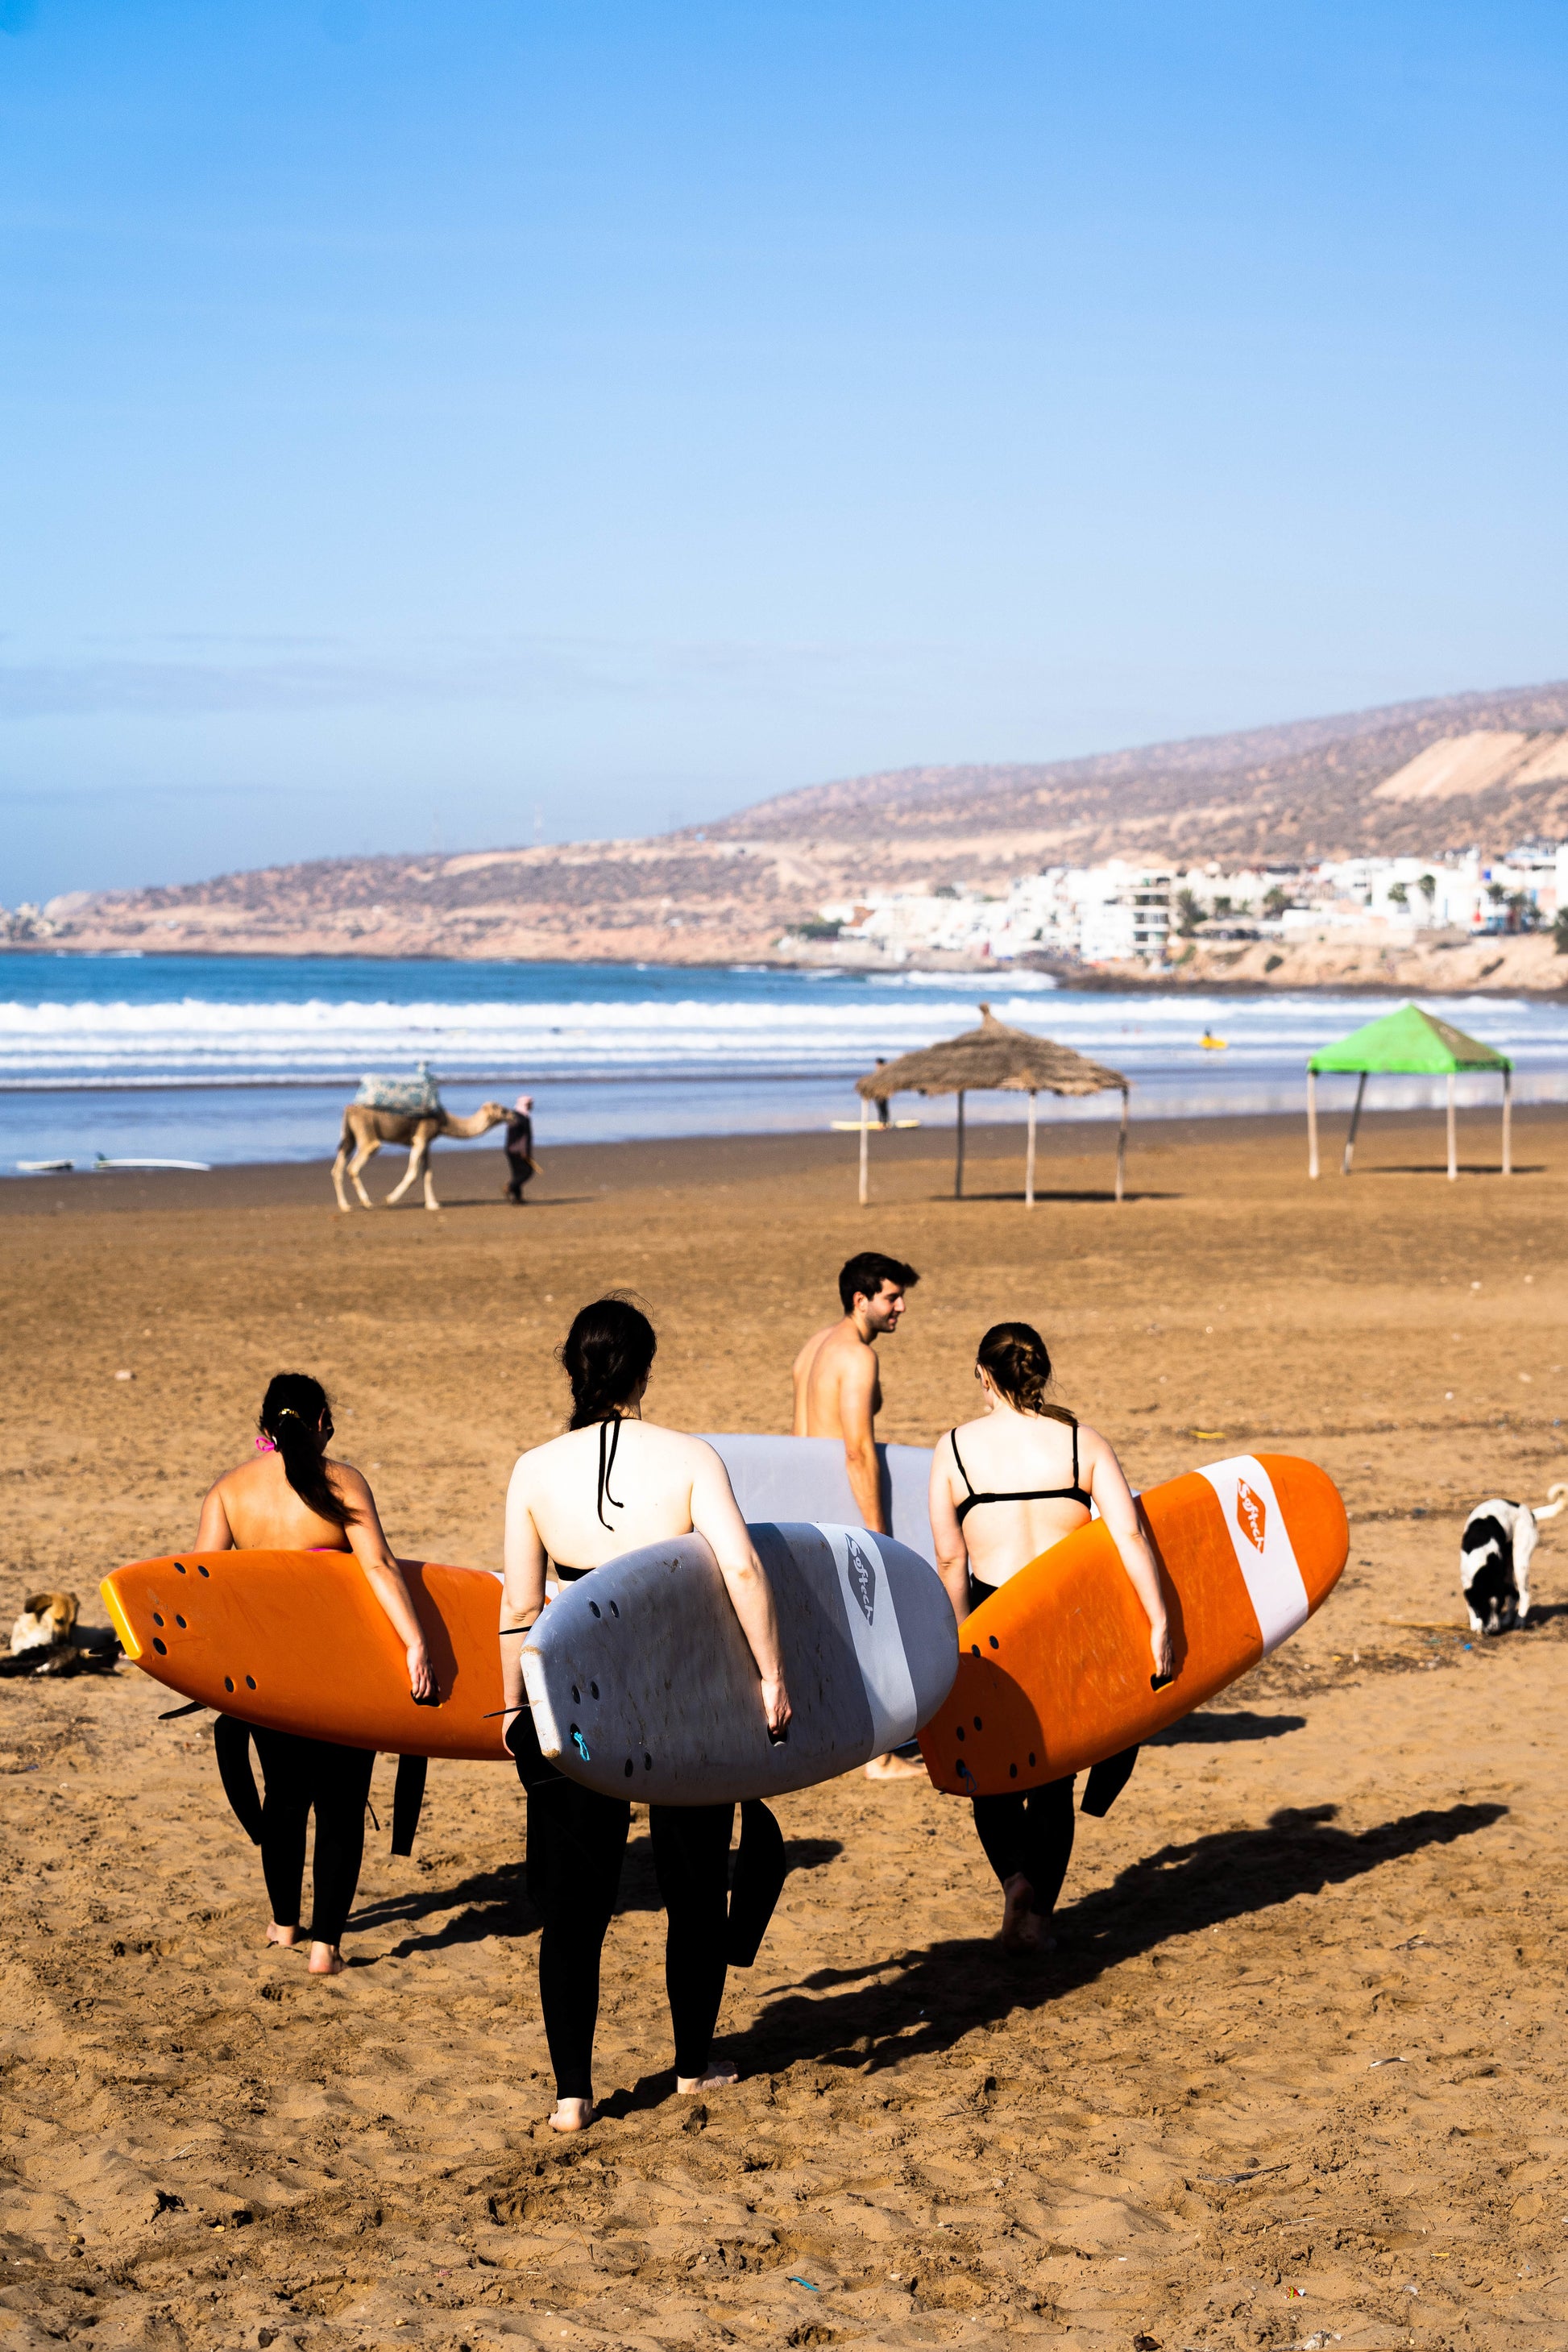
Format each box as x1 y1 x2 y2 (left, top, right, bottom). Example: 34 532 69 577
3 1591 116 1676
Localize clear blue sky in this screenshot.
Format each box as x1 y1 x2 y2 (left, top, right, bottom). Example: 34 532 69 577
2 1 1566 901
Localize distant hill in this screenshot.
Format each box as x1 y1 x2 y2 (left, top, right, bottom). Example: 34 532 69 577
29 679 1568 969
704 678 1568 865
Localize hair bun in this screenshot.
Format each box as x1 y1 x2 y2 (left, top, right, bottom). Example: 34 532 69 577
976 1321 1054 1416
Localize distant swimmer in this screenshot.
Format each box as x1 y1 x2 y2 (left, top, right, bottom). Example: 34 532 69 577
499 1296 791 2134
792 1250 923 1782
929 1322 1172 1952
194 1372 434 1977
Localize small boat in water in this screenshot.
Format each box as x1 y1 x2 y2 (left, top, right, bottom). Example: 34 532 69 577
17 1159 76 1175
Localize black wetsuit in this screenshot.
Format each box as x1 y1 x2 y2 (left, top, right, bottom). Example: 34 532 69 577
952 1418 1137 1918
249 1728 376 1948
506 1412 770 2101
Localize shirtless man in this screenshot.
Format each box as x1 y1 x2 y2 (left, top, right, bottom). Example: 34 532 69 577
792 1250 922 1781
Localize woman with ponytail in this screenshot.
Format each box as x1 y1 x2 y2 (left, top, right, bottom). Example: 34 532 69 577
929 1322 1172 1952
194 1372 433 1975
499 1296 791 2134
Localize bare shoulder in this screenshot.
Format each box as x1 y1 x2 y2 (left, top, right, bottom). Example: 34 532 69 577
326 1454 373 1498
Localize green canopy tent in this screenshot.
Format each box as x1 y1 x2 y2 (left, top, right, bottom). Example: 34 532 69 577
1306 1003 1513 1182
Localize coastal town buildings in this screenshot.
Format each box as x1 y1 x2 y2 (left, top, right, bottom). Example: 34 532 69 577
802 844 1568 969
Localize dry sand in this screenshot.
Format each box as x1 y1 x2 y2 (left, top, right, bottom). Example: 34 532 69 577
2 1106 1566 2351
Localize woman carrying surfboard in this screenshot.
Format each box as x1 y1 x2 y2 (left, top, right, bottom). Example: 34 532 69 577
194 1371 434 1976
929 1323 1172 1953
499 1296 792 2134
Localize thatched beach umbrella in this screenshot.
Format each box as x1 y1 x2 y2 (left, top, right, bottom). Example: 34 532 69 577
853 1004 1130 1206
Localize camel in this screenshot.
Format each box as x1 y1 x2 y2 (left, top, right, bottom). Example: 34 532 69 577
333 1101 510 1212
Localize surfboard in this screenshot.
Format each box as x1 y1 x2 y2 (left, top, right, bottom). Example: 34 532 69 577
100 1552 510 1761
521 1523 958 1804
703 1436 937 1566
919 1452 1346 1797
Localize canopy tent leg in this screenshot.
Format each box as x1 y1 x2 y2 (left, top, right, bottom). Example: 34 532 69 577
1502 1068 1512 1176
1115 1085 1128 1203
858 1094 869 1207
1341 1071 1367 1176
954 1091 966 1200
1447 1072 1458 1181
1307 1066 1319 1178
1025 1091 1037 1209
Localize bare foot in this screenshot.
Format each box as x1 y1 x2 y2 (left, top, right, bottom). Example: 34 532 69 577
678 2060 738 2093
1000 1874 1041 1952
549 2098 595 2133
267 1923 301 1950
865 1752 927 1782
306 1942 345 1976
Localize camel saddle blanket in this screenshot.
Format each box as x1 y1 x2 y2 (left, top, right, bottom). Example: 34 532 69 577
355 1066 441 1114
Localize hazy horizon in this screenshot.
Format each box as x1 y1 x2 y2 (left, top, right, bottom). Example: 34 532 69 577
5 2 1567 904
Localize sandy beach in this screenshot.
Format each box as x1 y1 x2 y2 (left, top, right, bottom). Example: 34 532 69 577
3 1105 1566 2351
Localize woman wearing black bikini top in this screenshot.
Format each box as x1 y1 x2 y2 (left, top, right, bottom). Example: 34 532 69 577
499 1296 791 2134
929 1321 1172 1952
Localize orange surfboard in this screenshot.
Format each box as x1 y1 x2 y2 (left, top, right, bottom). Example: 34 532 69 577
100 1552 508 1761
919 1453 1346 1797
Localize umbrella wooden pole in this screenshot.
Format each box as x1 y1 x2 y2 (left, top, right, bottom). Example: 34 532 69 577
954 1091 966 1199
858 1094 869 1207
1115 1086 1128 1203
1307 1067 1319 1179
1446 1072 1457 1181
1502 1068 1512 1176
1341 1072 1367 1176
1025 1091 1037 1208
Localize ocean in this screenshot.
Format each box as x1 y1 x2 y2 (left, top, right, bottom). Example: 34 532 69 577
1 952 1562 1171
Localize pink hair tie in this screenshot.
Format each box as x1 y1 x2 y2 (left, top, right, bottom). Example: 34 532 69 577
255 1433 277 1453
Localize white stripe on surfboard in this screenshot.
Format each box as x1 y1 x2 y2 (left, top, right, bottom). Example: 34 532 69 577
819 1525 920 1753
1195 1456 1309 1654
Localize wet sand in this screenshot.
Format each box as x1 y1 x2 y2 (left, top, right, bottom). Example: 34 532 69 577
3 1105 1567 2350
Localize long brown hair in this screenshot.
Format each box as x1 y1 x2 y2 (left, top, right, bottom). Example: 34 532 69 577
259 1372 351 1528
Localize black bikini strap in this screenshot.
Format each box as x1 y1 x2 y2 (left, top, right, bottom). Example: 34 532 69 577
596 1412 624 1529
948 1427 976 1496
1072 1419 1080 1491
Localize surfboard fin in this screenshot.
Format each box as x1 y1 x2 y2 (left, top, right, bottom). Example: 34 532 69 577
392 1754 429 1856
727 1799 787 1968
1081 1744 1139 1819
213 1715 264 1846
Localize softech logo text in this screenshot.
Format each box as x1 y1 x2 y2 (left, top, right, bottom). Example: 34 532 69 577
1235 1476 1267 1552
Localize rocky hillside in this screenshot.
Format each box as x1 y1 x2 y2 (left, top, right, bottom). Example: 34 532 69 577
27 678 1568 967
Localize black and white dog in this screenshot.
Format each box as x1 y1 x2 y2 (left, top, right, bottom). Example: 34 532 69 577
1460 1484 1566 1635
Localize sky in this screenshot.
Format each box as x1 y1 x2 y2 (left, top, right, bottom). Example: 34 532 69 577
2 2 1567 903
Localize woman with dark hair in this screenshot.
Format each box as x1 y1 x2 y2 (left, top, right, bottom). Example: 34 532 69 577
195 1372 433 1976
499 1296 791 2133
929 1322 1172 1952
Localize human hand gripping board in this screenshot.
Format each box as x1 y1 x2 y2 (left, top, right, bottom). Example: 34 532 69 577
919 1454 1346 1797
520 1523 958 1805
99 1552 508 1759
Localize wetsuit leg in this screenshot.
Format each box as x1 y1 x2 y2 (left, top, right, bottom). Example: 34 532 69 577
252 1727 313 1931
305 1742 376 1947
972 1775 1076 1914
527 1780 630 2101
507 1708 631 2104
649 1802 735 2080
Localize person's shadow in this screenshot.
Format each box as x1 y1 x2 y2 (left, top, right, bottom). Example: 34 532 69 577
701 1798 1505 2079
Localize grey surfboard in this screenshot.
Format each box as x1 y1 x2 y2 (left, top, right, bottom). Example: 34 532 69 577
702 1435 937 1567
519 1523 958 1805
